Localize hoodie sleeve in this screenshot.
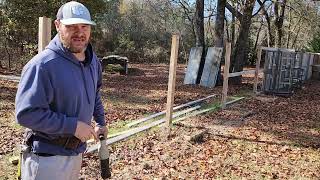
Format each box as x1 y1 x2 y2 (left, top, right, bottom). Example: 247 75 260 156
93 60 106 127
15 63 77 135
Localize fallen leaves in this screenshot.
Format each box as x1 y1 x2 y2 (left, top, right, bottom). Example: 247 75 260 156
1 64 320 179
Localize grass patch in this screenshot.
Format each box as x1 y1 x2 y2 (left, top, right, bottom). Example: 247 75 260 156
108 120 134 136
107 96 246 139
202 96 244 109
233 89 254 98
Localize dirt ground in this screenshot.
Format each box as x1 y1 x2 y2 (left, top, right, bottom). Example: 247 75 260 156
0 64 319 179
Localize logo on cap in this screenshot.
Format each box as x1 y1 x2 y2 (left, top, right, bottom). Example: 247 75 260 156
71 6 85 16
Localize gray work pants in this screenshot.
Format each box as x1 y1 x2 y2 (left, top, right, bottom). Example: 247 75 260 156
21 152 82 180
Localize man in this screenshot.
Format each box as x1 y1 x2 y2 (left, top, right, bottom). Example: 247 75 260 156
15 1 106 179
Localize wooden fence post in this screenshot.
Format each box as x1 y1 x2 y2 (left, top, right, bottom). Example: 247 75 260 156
253 46 262 94
166 34 180 134
221 43 231 109
38 17 51 53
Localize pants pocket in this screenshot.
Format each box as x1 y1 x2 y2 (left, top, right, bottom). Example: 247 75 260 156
21 153 39 180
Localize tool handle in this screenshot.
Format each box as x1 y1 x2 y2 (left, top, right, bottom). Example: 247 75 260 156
99 134 111 179
100 158 111 179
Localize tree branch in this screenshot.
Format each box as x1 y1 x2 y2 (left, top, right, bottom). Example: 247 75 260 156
252 0 269 17
225 2 243 20
257 0 272 22
174 0 193 23
204 11 216 18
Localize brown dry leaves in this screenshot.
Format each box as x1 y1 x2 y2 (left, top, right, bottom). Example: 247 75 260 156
1 64 320 179
81 64 320 179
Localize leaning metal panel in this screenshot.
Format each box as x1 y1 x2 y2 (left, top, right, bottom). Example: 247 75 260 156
200 47 223 87
184 47 203 85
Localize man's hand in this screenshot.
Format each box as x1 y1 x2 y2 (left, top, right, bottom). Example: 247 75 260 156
95 125 108 138
75 121 98 142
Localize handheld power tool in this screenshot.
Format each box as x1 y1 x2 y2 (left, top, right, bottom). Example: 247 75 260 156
99 134 111 179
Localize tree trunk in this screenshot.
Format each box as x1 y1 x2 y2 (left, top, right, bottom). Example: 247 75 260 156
290 17 303 49
4 39 11 69
257 0 274 47
225 19 230 42
286 3 291 49
214 0 226 47
214 0 226 86
264 9 274 47
193 0 205 47
292 25 302 49
193 0 205 84
231 7 236 49
230 0 255 84
274 0 287 48
254 20 263 52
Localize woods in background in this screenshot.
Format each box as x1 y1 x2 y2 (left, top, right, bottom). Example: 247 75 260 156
1 0 320 72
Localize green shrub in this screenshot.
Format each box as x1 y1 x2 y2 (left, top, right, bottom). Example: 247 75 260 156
306 32 320 53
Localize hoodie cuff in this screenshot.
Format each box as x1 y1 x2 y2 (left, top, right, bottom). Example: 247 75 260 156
95 116 106 127
64 117 78 135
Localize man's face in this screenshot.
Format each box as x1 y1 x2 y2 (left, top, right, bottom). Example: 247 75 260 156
55 20 91 53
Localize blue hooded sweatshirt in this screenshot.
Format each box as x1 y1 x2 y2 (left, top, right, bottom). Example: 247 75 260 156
15 34 106 156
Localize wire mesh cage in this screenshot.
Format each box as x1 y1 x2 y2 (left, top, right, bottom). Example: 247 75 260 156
262 49 305 96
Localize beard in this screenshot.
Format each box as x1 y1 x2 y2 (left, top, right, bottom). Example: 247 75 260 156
60 32 89 53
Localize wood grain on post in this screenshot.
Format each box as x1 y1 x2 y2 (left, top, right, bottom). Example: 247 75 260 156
253 46 262 94
221 43 231 109
38 17 51 53
166 34 180 132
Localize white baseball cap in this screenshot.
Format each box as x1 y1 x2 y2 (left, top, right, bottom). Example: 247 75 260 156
56 1 96 26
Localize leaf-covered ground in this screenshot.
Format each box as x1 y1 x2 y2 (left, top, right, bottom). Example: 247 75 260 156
0 64 319 179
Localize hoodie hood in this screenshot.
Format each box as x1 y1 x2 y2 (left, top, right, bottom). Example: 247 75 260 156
46 34 94 66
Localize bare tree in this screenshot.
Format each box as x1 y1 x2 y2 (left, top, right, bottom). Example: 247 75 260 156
274 0 287 47
214 0 226 47
226 0 256 83
224 0 267 84
257 0 274 47
193 0 206 83
214 0 226 85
